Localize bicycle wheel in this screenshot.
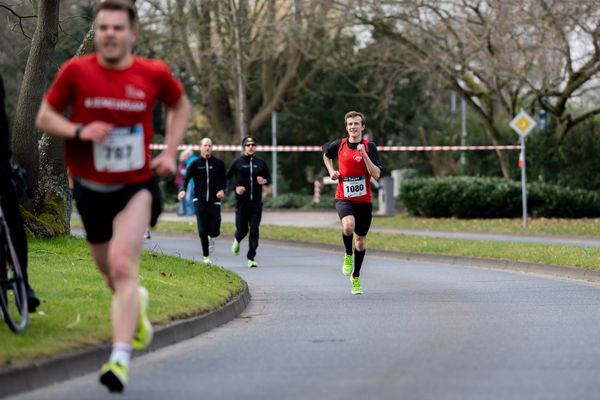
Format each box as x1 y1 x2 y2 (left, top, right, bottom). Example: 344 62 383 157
0 229 28 332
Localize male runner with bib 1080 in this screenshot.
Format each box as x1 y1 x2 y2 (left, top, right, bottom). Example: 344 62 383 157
35 0 191 393
323 111 381 295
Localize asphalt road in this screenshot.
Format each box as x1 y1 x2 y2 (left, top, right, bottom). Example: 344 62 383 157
11 233 600 400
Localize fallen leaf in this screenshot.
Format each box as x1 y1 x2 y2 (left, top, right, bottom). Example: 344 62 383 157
66 313 81 329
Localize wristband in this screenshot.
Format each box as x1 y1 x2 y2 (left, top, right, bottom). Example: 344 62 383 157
74 124 84 140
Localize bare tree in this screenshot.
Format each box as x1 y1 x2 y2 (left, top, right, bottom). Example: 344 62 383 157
355 0 600 177
11 0 60 209
36 4 97 235
168 0 349 142
3 0 92 236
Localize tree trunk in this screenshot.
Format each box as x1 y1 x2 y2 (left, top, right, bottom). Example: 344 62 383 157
36 25 96 236
11 0 60 212
37 134 71 233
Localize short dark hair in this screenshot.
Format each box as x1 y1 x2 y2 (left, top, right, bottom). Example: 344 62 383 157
94 0 137 27
344 111 366 127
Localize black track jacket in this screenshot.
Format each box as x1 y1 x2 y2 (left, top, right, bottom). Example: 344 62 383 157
181 156 227 203
226 155 271 202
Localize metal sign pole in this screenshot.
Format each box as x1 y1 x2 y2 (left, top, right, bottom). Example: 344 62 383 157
271 111 278 198
460 98 467 171
509 109 535 228
520 135 528 227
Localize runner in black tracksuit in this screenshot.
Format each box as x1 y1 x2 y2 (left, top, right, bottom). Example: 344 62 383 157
178 138 226 263
226 136 271 267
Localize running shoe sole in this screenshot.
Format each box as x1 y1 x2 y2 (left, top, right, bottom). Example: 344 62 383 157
100 361 128 393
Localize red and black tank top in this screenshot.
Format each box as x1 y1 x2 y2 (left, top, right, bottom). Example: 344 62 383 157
335 137 372 203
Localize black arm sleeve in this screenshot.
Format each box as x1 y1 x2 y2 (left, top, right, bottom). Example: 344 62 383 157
323 139 341 160
181 159 197 192
368 142 383 175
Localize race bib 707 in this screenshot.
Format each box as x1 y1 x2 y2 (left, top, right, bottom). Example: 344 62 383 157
93 123 145 172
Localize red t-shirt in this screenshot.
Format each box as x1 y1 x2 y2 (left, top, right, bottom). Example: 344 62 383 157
44 54 184 184
335 138 372 203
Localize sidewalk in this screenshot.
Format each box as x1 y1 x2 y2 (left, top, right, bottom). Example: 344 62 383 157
161 209 340 228
160 210 600 248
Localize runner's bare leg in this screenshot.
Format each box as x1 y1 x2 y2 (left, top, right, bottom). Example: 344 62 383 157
88 190 151 343
341 215 355 236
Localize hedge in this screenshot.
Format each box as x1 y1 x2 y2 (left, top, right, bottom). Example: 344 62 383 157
398 176 600 218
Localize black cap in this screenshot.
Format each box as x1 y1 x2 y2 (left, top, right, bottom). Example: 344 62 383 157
242 136 257 146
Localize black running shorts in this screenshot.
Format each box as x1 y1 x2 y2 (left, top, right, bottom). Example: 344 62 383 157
335 200 373 236
73 177 163 244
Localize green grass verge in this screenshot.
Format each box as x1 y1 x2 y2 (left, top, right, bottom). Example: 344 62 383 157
258 225 600 270
0 236 244 367
154 220 600 271
373 214 600 237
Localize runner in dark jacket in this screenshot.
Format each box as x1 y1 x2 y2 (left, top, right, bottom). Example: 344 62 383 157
178 138 226 263
226 136 271 267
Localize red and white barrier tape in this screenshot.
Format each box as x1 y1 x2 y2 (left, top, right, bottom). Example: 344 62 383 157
150 144 522 152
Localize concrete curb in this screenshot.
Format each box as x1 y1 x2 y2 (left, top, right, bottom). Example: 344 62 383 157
0 284 251 399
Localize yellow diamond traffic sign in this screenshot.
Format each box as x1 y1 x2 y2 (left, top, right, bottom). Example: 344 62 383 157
509 109 537 137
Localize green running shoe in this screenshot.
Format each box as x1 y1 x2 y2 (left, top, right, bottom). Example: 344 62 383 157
343 254 353 276
231 239 240 256
100 360 129 393
132 286 153 350
351 277 363 295
247 259 258 268
203 256 212 264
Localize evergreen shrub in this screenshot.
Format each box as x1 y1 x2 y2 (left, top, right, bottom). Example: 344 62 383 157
398 177 600 218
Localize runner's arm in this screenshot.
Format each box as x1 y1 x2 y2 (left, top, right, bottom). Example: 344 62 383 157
357 142 381 180
257 159 271 185
322 140 341 180
363 154 380 180
35 101 113 143
323 154 340 180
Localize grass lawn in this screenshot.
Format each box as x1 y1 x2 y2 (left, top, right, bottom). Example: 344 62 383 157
0 236 244 367
372 214 600 237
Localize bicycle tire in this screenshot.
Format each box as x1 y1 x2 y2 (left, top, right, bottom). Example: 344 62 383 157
0 227 28 333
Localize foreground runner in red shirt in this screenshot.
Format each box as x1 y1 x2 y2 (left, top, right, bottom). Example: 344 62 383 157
323 111 381 295
35 0 191 393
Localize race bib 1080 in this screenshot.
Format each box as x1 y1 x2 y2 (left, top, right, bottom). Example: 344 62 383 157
342 175 366 198
93 123 145 172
